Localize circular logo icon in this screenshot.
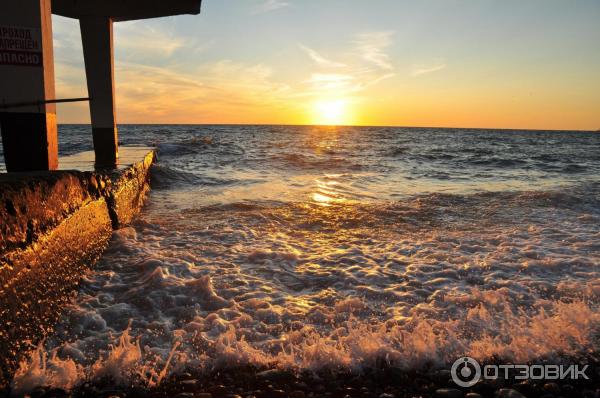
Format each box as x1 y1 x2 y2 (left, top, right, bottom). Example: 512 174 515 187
451 357 481 387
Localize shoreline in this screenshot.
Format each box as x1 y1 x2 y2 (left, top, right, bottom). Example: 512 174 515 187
8 356 599 398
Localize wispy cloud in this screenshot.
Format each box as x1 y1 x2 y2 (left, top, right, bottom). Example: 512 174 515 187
253 0 291 14
294 32 397 99
52 15 398 124
411 63 447 77
299 45 346 68
293 69 395 99
110 59 293 123
306 73 354 90
114 22 191 59
354 31 394 70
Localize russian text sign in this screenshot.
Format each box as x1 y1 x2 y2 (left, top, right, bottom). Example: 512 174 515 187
0 25 43 67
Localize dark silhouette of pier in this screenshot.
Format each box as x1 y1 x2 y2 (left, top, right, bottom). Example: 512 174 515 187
0 0 201 171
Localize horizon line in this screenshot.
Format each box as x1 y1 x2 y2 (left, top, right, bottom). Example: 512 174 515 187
55 123 599 133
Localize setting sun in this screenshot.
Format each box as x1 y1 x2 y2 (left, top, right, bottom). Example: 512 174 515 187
313 99 349 125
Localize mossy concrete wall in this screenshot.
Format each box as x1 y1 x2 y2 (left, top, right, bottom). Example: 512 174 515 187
0 149 155 388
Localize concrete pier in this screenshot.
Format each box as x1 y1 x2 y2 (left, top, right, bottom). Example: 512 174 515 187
0 0 202 388
80 16 119 166
0 147 155 388
1 0 201 169
52 0 202 166
0 0 58 172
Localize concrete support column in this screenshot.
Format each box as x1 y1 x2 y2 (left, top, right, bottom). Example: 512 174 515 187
0 0 58 172
80 17 118 166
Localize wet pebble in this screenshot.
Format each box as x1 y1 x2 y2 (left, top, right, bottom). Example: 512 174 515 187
99 389 125 397
435 388 463 398
208 385 228 397
542 383 561 395
30 387 47 398
562 384 576 396
173 393 195 398
512 380 535 397
293 382 309 390
266 389 286 398
42 389 68 398
256 369 294 382
289 391 306 398
314 385 326 393
433 369 452 384
128 386 150 396
494 389 526 398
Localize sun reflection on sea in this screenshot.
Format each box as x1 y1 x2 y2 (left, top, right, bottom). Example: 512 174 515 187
311 176 348 206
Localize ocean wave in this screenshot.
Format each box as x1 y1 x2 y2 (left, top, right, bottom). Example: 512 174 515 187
11 297 598 395
562 164 588 173
150 164 240 189
6 126 600 394
12 185 599 391
155 136 216 157
267 153 364 172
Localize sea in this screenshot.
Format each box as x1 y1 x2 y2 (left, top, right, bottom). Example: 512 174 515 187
2 125 600 393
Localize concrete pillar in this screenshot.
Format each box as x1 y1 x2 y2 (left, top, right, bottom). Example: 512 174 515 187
80 17 118 166
0 0 58 172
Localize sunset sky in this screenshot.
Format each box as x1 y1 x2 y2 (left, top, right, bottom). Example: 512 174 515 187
53 0 600 130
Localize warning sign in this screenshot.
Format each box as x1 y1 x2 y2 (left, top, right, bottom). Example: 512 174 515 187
0 25 43 67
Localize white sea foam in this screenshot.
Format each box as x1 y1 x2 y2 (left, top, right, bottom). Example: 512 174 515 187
9 126 600 394
11 188 600 394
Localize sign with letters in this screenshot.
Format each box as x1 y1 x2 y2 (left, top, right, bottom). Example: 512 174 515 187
0 25 43 67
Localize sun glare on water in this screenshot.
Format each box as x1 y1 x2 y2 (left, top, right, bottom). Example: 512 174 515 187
313 99 350 126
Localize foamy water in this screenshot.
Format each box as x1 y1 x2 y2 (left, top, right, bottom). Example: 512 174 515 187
8 126 600 394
